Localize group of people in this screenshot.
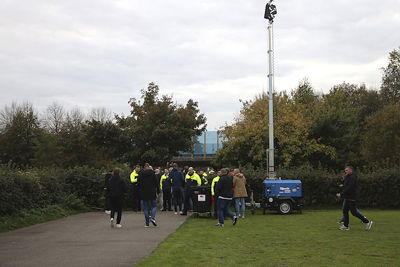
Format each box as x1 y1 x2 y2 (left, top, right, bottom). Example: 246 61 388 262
104 163 160 228
104 163 249 228
104 163 373 231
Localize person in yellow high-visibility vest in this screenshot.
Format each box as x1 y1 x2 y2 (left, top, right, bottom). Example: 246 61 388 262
211 170 221 219
180 167 201 216
160 168 172 211
130 165 141 212
198 169 208 185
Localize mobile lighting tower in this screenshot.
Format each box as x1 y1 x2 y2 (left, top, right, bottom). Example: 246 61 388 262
264 0 277 179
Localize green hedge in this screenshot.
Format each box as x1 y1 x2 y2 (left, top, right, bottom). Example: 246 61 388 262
241 165 400 208
1 164 398 216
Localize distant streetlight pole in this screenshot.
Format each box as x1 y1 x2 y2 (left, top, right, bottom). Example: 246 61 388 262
264 0 277 179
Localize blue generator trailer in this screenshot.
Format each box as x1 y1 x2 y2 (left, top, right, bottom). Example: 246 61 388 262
262 179 304 214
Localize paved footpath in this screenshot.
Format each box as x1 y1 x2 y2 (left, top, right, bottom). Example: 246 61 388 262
0 211 188 267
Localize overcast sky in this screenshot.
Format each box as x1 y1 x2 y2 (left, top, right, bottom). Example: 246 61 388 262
1 0 399 130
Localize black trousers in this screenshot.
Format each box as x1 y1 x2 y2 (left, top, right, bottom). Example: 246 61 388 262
182 188 192 214
110 196 123 224
105 192 111 211
343 199 368 227
131 183 141 211
163 189 172 210
172 187 183 212
213 195 219 218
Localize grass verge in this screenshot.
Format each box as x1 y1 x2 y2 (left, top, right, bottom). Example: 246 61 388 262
137 209 400 267
0 205 89 232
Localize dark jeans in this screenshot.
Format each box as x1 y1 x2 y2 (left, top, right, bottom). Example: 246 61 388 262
142 199 157 226
341 199 363 222
213 195 219 218
182 187 192 214
217 198 234 225
343 199 369 227
110 196 123 224
163 189 172 210
131 183 141 211
172 187 183 212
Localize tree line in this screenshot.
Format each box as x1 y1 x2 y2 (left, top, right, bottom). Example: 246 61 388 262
0 83 206 169
215 48 400 171
1 48 399 172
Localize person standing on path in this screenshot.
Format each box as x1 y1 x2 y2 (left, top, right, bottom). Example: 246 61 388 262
104 169 113 215
181 167 201 216
215 168 237 227
336 166 373 231
160 168 172 211
155 167 163 210
108 168 128 228
170 163 185 214
138 163 160 227
130 165 141 212
233 168 248 218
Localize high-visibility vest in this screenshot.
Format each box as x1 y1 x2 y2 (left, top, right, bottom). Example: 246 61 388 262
185 172 201 186
211 176 220 196
160 174 169 190
130 170 139 183
200 173 208 185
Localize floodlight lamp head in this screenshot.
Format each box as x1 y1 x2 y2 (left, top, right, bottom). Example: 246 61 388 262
264 2 277 22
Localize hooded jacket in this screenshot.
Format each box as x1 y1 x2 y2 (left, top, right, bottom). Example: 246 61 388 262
138 168 159 201
215 174 233 199
170 167 185 188
108 174 127 198
233 173 248 198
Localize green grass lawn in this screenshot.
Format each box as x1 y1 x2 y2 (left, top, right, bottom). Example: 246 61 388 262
137 209 400 267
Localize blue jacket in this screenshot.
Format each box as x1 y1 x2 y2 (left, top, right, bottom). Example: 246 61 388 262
170 167 184 189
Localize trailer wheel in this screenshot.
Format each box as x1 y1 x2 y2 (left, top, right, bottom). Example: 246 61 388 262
279 201 292 214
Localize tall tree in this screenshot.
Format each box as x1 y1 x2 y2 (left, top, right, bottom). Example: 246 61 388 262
116 82 206 166
361 105 400 166
83 119 129 165
380 47 400 105
215 91 334 168
0 103 42 167
44 102 66 134
310 83 363 169
88 107 112 123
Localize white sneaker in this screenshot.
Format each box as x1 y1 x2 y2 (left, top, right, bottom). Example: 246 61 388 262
174 212 178 215
366 221 373 231
110 218 114 228
144 225 150 228
339 225 349 231
116 224 122 228
105 210 111 215
150 218 158 227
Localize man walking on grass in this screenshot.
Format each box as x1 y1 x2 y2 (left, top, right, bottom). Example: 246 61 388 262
336 166 373 231
215 168 237 227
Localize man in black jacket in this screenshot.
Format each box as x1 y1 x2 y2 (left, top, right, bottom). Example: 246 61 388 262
215 168 237 227
336 166 373 231
108 168 127 228
170 164 185 214
138 163 160 227
104 169 113 215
